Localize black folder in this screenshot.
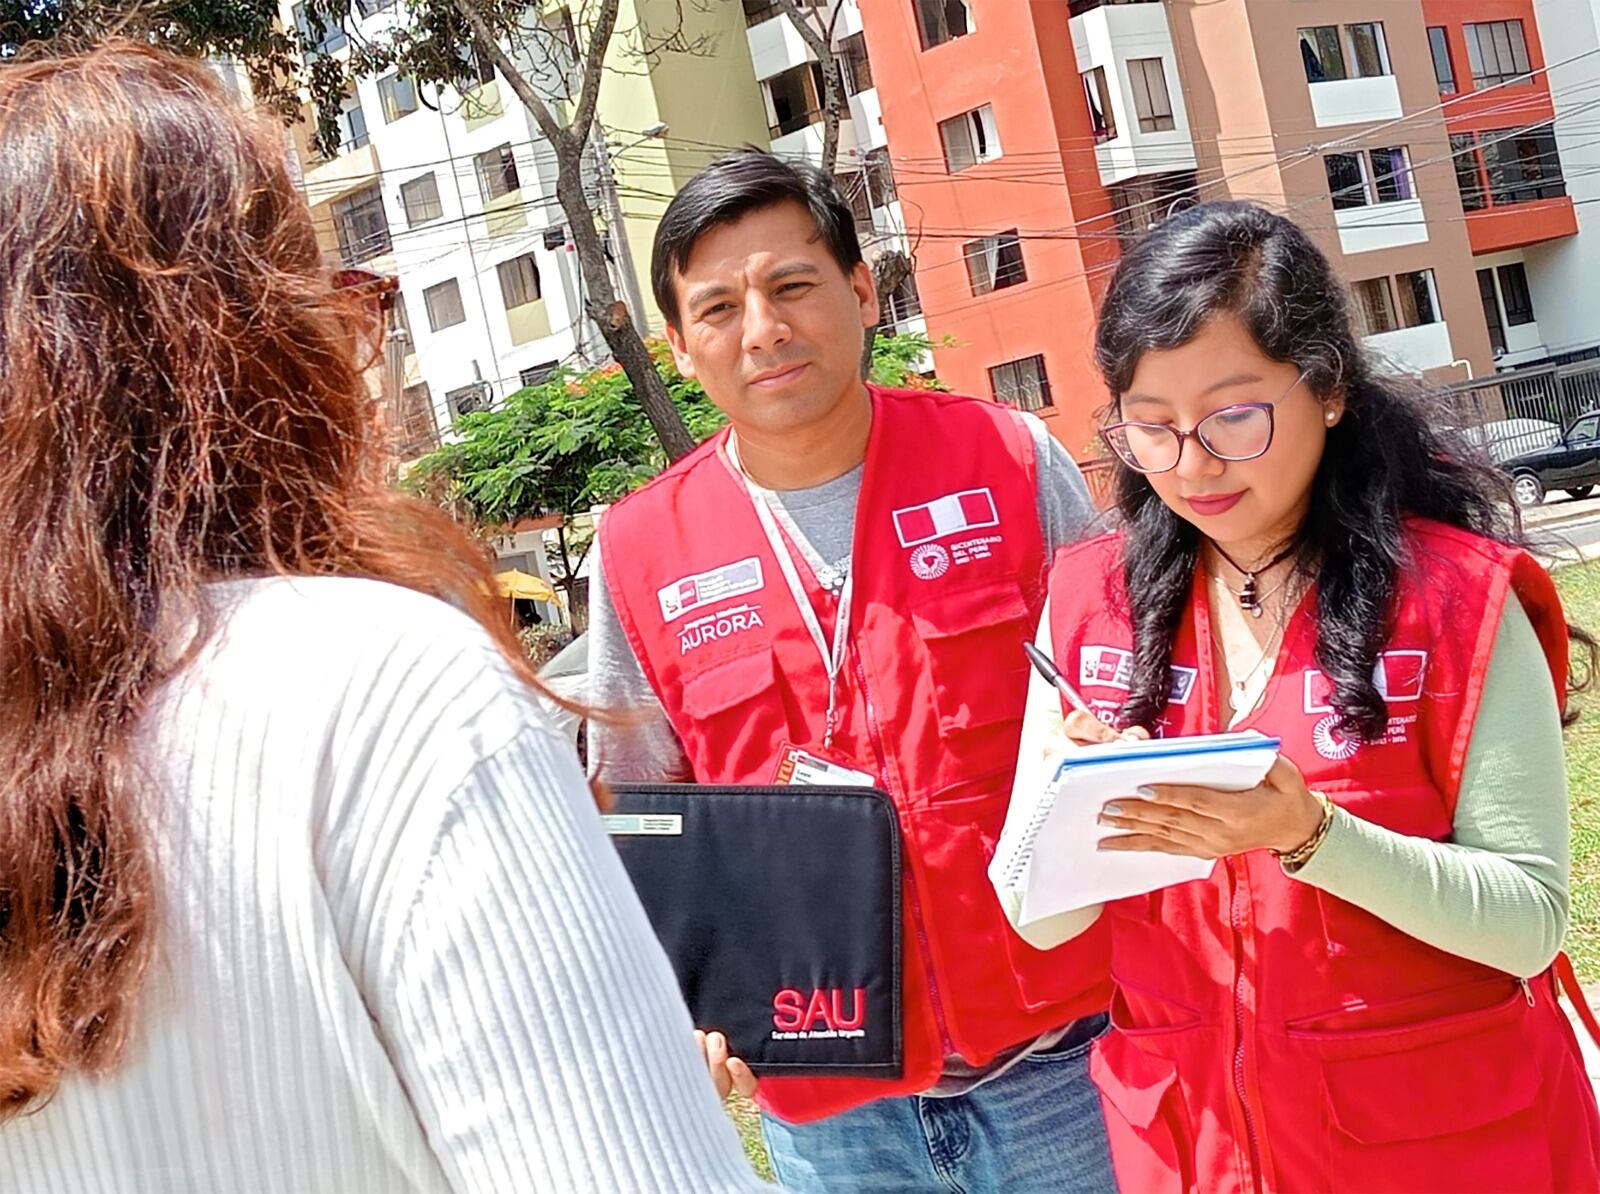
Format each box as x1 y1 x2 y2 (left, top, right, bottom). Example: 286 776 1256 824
606 784 903 1078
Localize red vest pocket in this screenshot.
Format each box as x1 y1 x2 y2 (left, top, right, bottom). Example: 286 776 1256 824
910 580 1033 790
1297 988 1553 1192
1090 1030 1197 1194
1318 997 1540 1143
682 648 777 719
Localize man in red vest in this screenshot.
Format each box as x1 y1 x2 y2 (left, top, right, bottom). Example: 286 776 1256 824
588 150 1114 1192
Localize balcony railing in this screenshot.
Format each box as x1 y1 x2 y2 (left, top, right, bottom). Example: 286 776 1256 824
744 0 821 28
1068 0 1157 18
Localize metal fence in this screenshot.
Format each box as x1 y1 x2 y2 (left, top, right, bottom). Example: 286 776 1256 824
1440 354 1600 462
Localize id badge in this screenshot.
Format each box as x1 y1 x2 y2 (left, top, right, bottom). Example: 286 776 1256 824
773 743 877 788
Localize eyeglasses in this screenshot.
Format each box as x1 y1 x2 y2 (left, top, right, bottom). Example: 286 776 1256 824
1099 371 1310 475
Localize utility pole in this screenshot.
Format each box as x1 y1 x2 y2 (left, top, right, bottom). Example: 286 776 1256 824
591 122 668 335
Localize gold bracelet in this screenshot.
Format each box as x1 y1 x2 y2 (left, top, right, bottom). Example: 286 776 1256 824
1276 790 1335 871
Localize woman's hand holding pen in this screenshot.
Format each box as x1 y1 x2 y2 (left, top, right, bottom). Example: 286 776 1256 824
1062 709 1150 748
1096 754 1325 859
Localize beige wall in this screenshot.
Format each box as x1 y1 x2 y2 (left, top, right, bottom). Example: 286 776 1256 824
1167 0 1493 377
600 0 771 334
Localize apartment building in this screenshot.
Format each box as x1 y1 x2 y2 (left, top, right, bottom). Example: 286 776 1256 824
283 0 768 447
741 0 927 340
839 0 1594 455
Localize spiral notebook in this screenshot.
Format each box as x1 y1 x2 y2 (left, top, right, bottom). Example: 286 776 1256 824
989 731 1280 926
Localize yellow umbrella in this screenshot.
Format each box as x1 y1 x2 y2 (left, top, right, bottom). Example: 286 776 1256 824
493 569 558 603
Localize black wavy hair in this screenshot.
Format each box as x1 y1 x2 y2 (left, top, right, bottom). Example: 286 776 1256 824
1095 200 1590 737
650 148 863 327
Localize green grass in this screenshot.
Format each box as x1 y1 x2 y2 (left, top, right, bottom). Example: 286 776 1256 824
720 562 1600 1170
1557 562 1600 980
726 1094 772 1181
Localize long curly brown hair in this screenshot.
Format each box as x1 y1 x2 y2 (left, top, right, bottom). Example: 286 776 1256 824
0 44 554 1117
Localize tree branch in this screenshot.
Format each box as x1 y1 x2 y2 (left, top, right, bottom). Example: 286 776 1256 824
571 0 622 144
450 0 572 147
773 0 844 175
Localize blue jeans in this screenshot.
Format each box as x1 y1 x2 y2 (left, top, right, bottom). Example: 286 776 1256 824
760 1014 1115 1193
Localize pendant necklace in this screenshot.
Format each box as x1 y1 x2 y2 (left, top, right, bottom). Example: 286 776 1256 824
1209 540 1297 619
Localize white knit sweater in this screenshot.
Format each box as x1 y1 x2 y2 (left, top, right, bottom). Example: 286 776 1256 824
0 577 768 1194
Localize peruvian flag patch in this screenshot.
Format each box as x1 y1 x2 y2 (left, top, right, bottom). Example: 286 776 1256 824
891 489 1000 548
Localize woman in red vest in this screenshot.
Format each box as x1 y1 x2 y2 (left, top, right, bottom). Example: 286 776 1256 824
1014 201 1600 1192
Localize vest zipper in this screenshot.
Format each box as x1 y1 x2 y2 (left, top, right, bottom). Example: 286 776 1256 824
1520 977 1537 1007
1227 857 1264 1189
853 653 957 1057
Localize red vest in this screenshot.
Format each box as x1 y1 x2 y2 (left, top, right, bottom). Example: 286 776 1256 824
602 386 1110 1123
1049 520 1600 1193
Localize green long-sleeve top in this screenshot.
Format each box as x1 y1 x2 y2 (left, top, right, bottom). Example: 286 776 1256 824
1002 596 1569 979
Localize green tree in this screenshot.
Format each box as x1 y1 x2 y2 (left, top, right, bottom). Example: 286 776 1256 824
409 332 943 606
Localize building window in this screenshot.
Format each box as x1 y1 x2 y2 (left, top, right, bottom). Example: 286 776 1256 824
497 254 542 308
1129 58 1175 133
1428 27 1457 94
457 43 496 89
1324 152 1369 210
864 147 897 207
1451 133 1486 210
1395 269 1441 327
1083 67 1117 142
399 173 443 226
1465 21 1531 89
520 361 561 388
1498 262 1536 325
330 93 368 153
446 382 490 422
377 73 418 122
1299 26 1345 82
292 3 347 56
841 32 873 95
424 279 467 331
1482 124 1566 204
764 63 825 137
330 184 390 265
1478 268 1508 354
880 272 923 327
395 382 439 458
1106 171 1197 239
355 0 397 16
836 172 873 227
1299 23 1389 82
475 144 521 202
1352 277 1398 335
964 230 1027 296
989 355 1052 411
1325 147 1412 209
1355 272 1439 336
939 104 1002 172
1347 23 1390 77
914 0 972 51
1370 146 1414 203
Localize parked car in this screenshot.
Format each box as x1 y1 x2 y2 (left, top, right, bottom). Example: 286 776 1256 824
1497 411 1600 506
1462 417 1562 464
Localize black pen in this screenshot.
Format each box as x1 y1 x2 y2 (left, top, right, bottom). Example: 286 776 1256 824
1022 641 1097 719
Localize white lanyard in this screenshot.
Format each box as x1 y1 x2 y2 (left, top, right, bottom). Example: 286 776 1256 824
726 436 853 749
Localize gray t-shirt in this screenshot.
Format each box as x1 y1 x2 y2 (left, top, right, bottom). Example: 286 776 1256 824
584 409 1102 1095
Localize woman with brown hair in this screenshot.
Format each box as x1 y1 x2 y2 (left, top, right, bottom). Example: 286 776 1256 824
0 44 767 1193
